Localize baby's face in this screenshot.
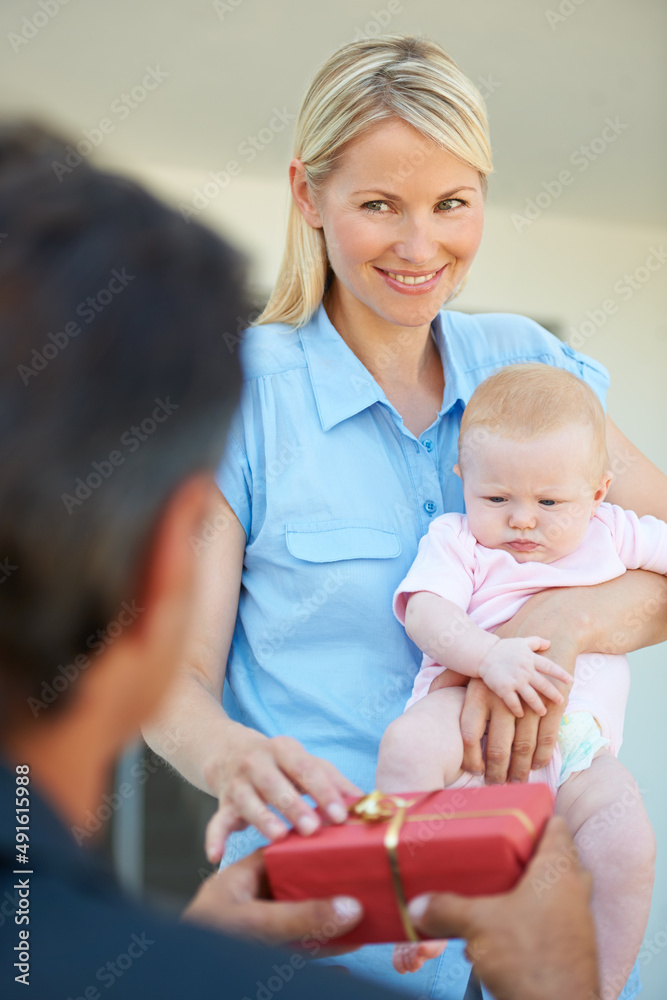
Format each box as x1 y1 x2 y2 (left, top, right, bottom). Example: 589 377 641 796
457 425 610 563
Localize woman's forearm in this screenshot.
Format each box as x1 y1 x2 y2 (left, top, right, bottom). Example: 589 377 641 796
498 570 667 662
571 570 667 656
142 671 264 797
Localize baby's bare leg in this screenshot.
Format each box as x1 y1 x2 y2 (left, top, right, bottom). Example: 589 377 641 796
376 687 467 793
556 752 655 1000
377 688 467 974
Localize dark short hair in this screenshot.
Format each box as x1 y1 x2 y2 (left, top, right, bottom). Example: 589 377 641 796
0 122 246 721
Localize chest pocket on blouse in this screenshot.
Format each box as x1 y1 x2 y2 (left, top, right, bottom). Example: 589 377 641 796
285 520 402 562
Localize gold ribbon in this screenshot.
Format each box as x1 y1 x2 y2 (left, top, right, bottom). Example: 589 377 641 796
348 790 537 942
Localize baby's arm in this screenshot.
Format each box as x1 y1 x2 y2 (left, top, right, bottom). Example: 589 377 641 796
405 591 572 717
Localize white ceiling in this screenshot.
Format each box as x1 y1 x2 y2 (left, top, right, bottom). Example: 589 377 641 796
0 0 665 226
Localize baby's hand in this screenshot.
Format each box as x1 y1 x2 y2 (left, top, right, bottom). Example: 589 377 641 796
477 637 572 717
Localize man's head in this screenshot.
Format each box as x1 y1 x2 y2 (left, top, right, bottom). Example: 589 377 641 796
0 122 246 740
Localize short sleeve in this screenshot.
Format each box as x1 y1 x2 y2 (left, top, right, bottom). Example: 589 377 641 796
215 428 251 539
392 514 476 623
597 503 667 573
554 341 610 411
440 311 611 413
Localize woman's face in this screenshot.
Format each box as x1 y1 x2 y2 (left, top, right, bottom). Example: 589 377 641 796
312 118 485 331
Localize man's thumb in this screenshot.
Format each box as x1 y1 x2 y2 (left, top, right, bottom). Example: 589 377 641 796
407 891 475 940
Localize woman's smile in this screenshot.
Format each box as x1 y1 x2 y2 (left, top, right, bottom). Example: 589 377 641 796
373 264 447 293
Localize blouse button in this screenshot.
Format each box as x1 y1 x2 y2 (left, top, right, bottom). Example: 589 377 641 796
424 500 437 515
423 439 433 452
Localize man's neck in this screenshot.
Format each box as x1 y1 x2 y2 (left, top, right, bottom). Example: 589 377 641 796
4 707 116 833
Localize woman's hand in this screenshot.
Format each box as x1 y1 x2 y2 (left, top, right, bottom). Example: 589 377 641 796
204 731 362 864
183 847 363 952
448 589 580 782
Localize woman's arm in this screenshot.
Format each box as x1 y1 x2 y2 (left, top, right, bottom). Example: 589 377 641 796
454 418 667 782
142 490 359 863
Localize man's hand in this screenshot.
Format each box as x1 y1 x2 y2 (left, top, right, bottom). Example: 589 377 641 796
183 848 363 952
407 817 599 1000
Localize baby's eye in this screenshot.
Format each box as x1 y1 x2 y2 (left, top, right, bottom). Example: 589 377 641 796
539 499 557 506
487 496 506 503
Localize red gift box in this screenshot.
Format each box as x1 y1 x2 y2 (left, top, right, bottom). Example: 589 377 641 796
265 783 554 946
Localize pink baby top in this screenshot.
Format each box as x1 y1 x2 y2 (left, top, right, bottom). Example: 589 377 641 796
393 502 667 793
394 502 667 643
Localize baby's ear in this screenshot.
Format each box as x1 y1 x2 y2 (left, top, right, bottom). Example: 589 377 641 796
592 471 613 510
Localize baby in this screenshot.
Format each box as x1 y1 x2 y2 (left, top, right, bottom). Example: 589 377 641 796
376 364 666 999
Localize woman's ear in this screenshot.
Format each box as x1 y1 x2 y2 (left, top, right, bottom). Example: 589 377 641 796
453 463 462 480
289 159 324 229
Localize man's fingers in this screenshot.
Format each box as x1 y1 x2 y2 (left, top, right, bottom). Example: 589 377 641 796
407 891 478 941
256 895 363 947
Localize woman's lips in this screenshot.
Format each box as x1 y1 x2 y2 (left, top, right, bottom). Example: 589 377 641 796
374 265 446 294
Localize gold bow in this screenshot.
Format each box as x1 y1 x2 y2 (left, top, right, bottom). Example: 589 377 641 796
348 791 420 941
348 790 537 943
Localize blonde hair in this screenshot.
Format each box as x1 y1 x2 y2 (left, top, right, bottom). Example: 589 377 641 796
458 364 609 479
257 34 493 329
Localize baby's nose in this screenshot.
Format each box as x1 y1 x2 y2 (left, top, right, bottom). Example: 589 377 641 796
508 506 537 529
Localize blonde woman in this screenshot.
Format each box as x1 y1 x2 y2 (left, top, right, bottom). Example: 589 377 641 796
144 35 667 998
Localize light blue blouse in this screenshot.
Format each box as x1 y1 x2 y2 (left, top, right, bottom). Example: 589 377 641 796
216 302 639 999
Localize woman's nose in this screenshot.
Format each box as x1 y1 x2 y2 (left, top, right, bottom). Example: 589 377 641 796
394 214 438 265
